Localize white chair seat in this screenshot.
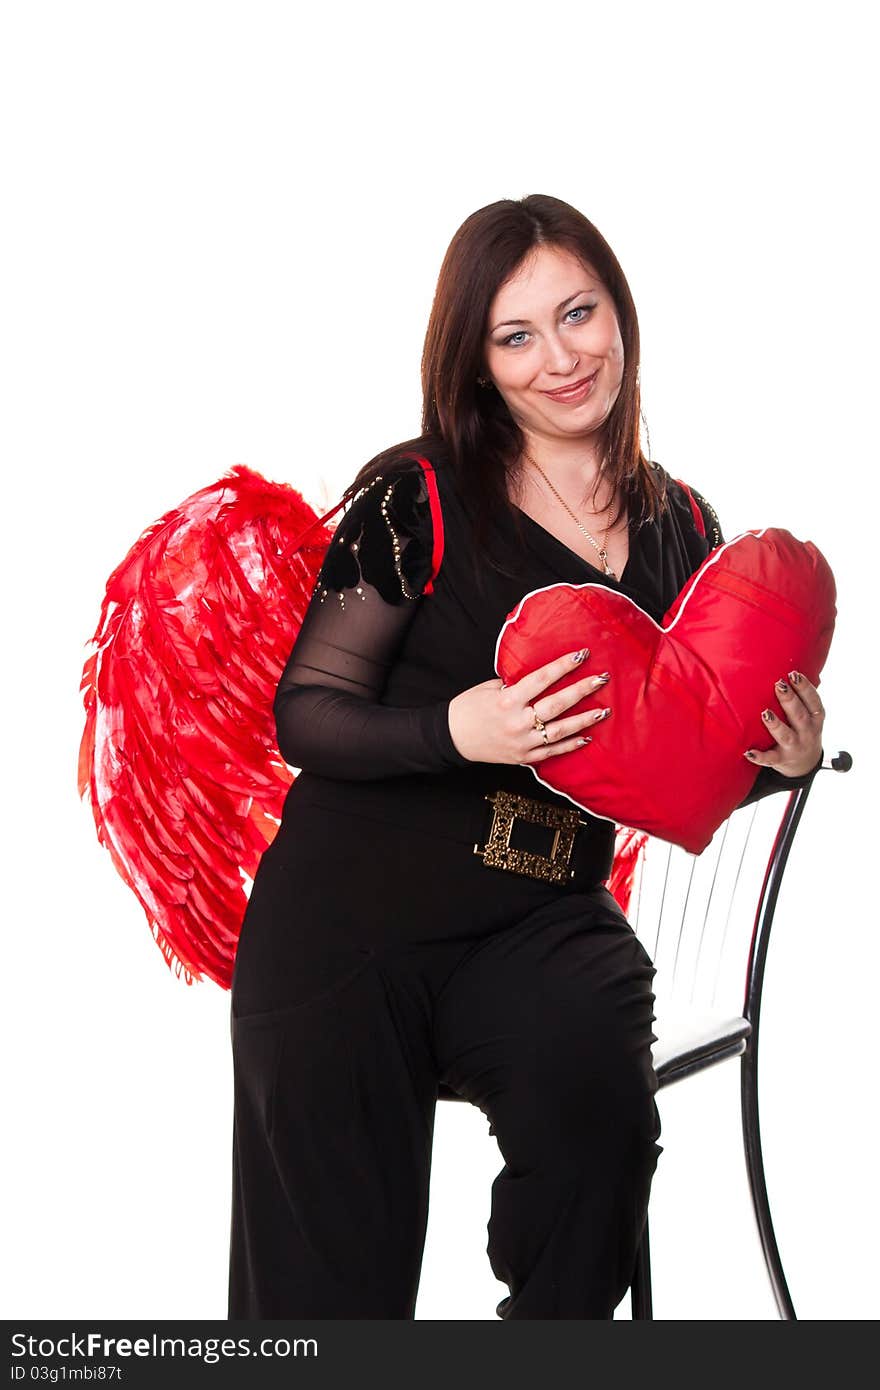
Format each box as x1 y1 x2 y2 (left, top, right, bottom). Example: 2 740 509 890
652 1010 751 1084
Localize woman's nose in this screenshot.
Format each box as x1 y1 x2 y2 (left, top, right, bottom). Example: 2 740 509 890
543 338 579 376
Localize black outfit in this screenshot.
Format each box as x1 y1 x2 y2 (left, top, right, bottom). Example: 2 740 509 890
228 441 817 1320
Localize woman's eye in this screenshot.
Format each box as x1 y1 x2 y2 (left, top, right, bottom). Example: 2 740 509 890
503 330 528 346
566 304 595 322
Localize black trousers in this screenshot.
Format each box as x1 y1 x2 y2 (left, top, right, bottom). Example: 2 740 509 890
227 785 662 1320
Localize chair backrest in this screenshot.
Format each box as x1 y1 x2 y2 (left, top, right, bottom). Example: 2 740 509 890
627 777 821 1047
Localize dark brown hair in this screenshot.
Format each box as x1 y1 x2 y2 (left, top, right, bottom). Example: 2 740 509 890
345 193 666 587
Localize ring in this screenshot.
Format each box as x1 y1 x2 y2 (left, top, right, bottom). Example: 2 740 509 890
532 710 545 732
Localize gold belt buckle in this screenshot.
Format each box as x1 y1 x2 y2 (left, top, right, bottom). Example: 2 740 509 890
473 789 590 886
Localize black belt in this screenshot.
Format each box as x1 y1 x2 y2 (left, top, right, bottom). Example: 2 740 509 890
295 777 614 890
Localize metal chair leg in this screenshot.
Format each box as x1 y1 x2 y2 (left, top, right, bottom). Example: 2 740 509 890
630 1214 654 1319
740 1041 797 1319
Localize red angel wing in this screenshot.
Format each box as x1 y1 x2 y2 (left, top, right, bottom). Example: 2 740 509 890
78 464 337 989
608 825 649 919
79 461 647 990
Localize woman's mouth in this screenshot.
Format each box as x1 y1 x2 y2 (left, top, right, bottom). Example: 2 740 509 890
541 369 599 403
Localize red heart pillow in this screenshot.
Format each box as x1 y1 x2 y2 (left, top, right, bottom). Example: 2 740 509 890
495 528 836 853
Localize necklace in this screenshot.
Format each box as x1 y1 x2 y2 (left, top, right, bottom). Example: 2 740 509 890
521 448 619 578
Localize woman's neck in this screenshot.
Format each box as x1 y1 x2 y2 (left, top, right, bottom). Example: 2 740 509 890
512 434 613 514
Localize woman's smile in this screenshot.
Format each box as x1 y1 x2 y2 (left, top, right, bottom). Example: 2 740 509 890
541 369 599 403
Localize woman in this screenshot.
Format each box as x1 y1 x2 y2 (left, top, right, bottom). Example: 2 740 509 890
227 194 825 1320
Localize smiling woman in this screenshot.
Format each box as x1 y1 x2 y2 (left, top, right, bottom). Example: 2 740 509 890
228 193 826 1323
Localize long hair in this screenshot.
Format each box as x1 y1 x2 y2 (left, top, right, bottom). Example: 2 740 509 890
345 194 666 590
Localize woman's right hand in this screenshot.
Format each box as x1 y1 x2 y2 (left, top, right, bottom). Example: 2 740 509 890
446 647 612 766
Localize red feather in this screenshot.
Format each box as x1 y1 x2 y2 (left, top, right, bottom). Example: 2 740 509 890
79 463 648 989
607 826 648 919
78 465 334 988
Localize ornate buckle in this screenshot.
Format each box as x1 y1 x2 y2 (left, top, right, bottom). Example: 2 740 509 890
473 789 590 886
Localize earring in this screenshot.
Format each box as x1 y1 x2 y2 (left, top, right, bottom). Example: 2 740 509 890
476 376 494 389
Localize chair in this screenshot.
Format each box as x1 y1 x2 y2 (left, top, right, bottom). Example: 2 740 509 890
436 752 853 1320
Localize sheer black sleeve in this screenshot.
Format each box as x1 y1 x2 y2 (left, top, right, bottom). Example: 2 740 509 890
273 465 470 780
684 484 824 808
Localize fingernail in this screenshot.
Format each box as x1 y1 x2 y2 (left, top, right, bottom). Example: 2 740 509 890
744 750 757 760
776 679 790 694
577 736 592 747
762 708 775 722
599 707 612 721
789 670 801 685
595 672 611 683
572 648 588 663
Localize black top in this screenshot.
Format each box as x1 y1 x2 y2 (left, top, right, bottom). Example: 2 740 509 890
272 439 818 862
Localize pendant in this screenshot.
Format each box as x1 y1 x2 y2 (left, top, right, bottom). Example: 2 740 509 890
598 549 617 579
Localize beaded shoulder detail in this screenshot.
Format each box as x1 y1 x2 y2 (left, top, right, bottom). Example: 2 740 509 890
311 467 434 609
687 486 723 549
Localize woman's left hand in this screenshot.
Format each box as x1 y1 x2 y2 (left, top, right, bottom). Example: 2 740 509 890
744 670 825 776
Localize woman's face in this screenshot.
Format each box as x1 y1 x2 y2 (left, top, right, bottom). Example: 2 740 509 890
482 243 625 449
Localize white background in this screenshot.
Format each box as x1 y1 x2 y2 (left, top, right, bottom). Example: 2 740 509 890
2 0 875 1321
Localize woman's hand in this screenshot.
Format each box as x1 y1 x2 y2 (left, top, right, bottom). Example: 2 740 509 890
744 670 825 776
447 647 611 766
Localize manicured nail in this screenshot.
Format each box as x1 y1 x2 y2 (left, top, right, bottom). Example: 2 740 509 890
762 708 775 722
595 672 611 684
744 750 757 760
572 648 588 663
577 736 592 747
789 670 802 685
776 679 790 694
599 707 612 720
